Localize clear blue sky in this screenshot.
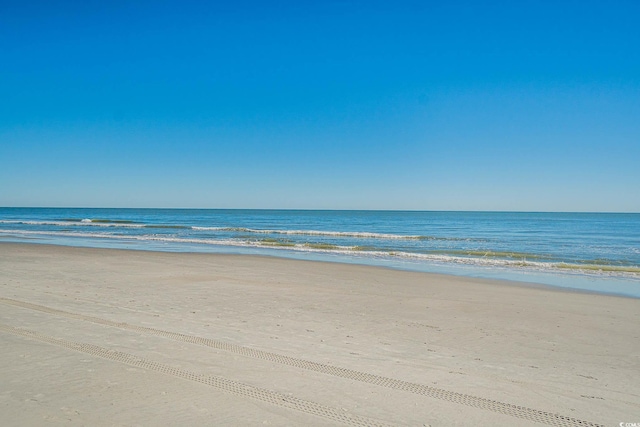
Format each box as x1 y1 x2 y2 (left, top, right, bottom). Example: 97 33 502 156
1 0 639 211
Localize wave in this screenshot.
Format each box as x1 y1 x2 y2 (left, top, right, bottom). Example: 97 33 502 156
59 218 141 224
2 228 638 277
0 220 145 228
83 218 140 224
0 220 477 241
144 225 192 230
0 220 187 230
192 226 471 241
429 250 556 261
555 263 640 274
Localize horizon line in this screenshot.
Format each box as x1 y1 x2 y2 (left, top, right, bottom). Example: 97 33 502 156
1 206 638 215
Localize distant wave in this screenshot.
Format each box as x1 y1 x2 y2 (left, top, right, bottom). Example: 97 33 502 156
0 220 144 228
0 220 478 241
193 226 472 241
0 220 187 230
80 218 140 224
2 228 638 277
59 218 142 224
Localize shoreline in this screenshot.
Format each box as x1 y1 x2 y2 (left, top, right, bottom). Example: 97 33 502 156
2 239 639 299
2 242 639 425
3 241 574 295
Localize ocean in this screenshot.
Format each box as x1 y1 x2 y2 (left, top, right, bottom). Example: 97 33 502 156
1 208 639 297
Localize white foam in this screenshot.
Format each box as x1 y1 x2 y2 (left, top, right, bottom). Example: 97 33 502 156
193 226 425 240
191 226 227 231
1 229 638 279
0 220 145 228
0 220 461 241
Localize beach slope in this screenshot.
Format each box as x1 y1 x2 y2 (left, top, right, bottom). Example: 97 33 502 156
1 243 638 426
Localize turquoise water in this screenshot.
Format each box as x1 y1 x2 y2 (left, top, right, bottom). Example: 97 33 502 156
1 208 639 297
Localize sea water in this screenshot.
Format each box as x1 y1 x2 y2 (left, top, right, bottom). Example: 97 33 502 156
1 208 639 297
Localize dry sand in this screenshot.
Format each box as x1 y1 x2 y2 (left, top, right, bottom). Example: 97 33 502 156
1 243 639 426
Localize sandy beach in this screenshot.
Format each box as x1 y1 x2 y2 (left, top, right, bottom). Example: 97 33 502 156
1 243 638 426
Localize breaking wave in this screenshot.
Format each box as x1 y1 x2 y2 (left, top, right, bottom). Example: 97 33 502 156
192 226 472 241
0 220 479 241
1 219 191 230
2 228 638 277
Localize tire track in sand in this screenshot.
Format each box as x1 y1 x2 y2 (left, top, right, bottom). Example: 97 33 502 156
0 323 391 427
0 296 602 427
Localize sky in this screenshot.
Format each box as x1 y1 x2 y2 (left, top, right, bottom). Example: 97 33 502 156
1 0 639 211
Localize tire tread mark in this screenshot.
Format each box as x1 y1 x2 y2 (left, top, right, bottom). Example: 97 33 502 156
0 323 390 427
0 297 602 427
